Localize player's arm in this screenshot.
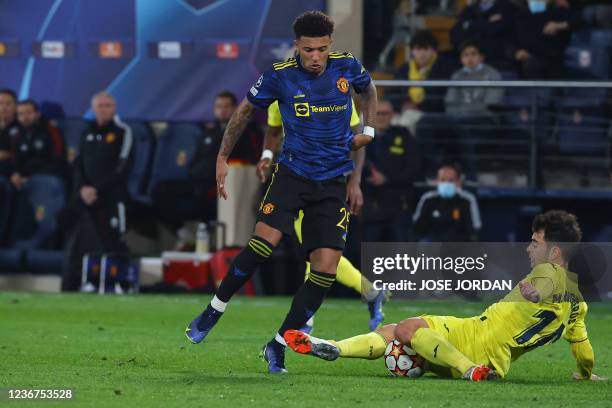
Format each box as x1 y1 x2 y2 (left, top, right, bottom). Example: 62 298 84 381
216 98 255 199
257 125 283 183
352 82 377 151
564 302 606 381
347 124 365 214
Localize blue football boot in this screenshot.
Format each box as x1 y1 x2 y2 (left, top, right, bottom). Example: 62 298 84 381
185 304 223 344
261 340 288 374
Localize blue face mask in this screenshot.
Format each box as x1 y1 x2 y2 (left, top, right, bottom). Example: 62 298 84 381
528 0 547 14
437 182 457 199
462 63 484 74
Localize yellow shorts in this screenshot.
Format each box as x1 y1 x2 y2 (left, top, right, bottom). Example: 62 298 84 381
420 315 502 378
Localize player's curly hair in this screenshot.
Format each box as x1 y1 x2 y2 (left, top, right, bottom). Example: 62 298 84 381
293 10 334 39
532 210 582 243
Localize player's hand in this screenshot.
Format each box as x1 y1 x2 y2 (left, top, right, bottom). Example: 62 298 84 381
216 159 229 200
367 165 387 187
572 372 608 381
519 281 541 302
256 158 272 183
351 134 373 150
346 178 364 215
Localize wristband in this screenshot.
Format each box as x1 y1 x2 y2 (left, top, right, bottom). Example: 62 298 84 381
260 149 274 161
363 126 375 138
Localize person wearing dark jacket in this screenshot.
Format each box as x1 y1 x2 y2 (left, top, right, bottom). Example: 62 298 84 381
0 89 20 177
62 92 133 291
413 163 481 242
362 99 421 242
10 100 66 190
450 0 517 70
152 91 262 231
507 0 573 78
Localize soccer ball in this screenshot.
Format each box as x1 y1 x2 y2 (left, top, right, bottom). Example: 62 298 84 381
384 340 424 378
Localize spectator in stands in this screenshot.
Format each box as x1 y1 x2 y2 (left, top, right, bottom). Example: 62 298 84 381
152 91 262 247
507 0 573 78
0 89 19 176
9 100 66 190
450 0 517 71
393 30 458 135
61 92 133 291
362 99 422 242
413 162 481 242
445 41 504 117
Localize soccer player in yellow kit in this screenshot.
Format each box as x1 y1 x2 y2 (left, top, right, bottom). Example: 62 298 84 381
258 100 389 332
284 210 606 381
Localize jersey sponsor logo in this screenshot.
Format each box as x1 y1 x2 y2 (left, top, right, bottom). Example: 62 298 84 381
294 102 310 117
337 77 349 93
262 203 274 214
310 103 349 113
105 132 116 143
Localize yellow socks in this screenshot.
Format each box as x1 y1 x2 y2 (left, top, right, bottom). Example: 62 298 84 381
333 331 388 360
410 328 474 375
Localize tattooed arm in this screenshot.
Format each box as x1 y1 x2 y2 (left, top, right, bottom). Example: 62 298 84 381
351 82 378 150
216 98 255 199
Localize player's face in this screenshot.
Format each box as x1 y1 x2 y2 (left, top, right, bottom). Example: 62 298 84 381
294 36 332 75
527 230 547 268
460 46 483 70
411 46 436 68
0 93 16 123
92 95 116 125
214 96 236 123
17 104 40 128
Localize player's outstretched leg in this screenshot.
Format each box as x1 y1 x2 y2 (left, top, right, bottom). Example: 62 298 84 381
285 324 392 361
394 318 497 381
185 236 276 343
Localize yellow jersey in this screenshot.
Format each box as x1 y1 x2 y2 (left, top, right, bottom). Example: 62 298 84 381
479 263 588 374
267 99 361 128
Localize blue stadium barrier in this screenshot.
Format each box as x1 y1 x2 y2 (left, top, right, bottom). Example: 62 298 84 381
57 118 89 164
556 109 610 155
0 248 24 271
146 122 203 196
26 249 64 274
125 120 155 202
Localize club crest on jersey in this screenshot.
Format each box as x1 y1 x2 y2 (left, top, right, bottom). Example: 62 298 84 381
105 132 116 143
337 77 349 93
294 102 310 117
262 203 275 214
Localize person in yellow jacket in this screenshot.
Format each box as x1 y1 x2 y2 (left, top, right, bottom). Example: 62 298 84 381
257 99 389 333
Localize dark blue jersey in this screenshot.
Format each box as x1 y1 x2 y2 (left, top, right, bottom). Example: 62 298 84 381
247 52 372 180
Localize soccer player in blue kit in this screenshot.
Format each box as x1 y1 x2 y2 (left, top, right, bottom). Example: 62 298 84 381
185 10 378 373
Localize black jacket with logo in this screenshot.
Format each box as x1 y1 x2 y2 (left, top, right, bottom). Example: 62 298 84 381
413 189 482 242
362 125 422 222
12 120 66 177
73 118 133 197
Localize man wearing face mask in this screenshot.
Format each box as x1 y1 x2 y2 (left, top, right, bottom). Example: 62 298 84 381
413 162 481 242
450 0 517 70
362 99 422 242
507 0 573 79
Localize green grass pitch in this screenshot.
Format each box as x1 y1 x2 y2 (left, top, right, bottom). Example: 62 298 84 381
0 292 610 407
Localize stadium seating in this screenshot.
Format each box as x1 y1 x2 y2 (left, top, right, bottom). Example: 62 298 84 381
125 120 156 202
556 109 610 155
146 122 203 196
565 30 612 79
